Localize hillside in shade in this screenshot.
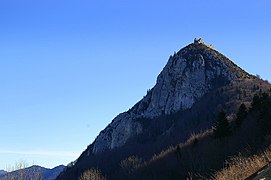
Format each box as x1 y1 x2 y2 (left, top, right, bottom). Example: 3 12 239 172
57 38 271 180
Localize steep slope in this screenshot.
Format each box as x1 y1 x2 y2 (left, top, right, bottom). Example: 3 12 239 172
91 39 250 154
58 39 270 180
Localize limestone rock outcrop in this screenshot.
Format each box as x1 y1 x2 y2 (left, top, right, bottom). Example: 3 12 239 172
91 40 250 154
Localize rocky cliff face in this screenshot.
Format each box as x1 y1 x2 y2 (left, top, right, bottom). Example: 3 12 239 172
91 40 251 154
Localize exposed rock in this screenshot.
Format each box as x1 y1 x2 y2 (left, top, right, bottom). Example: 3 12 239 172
91 40 251 154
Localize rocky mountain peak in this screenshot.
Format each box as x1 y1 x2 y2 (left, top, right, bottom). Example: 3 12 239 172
90 39 251 154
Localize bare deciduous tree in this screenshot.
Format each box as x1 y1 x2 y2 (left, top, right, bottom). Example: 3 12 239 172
78 168 106 180
2 160 43 180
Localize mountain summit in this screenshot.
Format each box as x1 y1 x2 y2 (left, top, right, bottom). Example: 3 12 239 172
58 39 270 180
91 38 250 154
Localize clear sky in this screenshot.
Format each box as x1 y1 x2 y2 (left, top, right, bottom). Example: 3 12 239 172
0 0 270 170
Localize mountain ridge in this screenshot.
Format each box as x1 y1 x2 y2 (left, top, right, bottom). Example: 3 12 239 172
0 165 65 180
91 40 252 154
0 170 7 177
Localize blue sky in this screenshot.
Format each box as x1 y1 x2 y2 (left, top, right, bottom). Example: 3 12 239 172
0 0 270 169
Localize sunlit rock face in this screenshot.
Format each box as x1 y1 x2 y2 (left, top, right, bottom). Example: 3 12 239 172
91 40 250 154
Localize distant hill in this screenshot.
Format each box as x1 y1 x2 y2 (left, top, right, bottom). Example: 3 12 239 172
57 38 271 179
0 170 7 177
0 165 65 180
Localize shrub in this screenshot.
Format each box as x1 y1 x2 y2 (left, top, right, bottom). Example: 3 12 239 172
235 103 248 128
212 147 271 180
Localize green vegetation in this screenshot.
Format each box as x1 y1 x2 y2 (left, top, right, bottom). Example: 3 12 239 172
213 111 231 139
251 93 271 134
117 92 271 179
235 103 248 128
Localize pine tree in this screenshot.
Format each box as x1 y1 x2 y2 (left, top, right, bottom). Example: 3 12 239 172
250 93 271 135
257 93 271 134
251 94 260 111
213 111 231 139
235 103 248 128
